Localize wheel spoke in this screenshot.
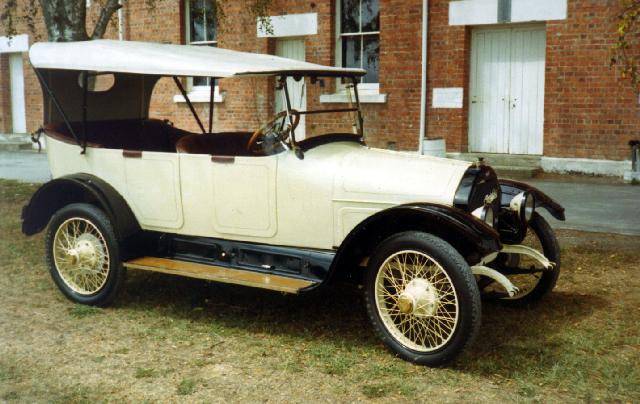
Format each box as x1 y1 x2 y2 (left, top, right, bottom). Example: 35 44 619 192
374 249 459 353
53 217 110 295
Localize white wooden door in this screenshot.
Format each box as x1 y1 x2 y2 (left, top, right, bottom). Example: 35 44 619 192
275 38 306 140
469 25 546 155
508 26 546 155
9 53 27 134
469 29 511 154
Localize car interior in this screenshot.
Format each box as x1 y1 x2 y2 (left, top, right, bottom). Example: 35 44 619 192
40 69 364 158
43 119 259 156
44 118 363 156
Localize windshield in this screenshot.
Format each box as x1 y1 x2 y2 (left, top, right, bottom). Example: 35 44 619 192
273 75 364 148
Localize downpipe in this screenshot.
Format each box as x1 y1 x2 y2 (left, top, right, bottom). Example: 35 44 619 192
418 0 429 155
631 140 639 172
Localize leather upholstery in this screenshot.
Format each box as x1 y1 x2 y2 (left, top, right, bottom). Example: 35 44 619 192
44 119 255 156
175 132 254 156
43 119 192 152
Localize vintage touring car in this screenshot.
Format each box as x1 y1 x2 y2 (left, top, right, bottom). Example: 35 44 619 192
22 40 565 366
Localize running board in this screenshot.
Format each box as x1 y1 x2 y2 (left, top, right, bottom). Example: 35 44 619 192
123 257 316 294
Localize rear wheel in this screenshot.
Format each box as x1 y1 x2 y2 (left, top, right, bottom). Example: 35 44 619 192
45 203 124 306
363 232 481 366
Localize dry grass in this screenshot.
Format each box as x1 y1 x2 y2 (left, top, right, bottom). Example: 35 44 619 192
0 179 638 402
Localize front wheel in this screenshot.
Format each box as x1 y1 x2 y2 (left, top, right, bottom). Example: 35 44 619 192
364 232 481 366
45 203 125 306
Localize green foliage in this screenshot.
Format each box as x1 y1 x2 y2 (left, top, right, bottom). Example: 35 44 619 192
176 378 197 395
252 0 274 35
612 0 640 94
361 381 416 399
134 367 156 379
0 0 18 38
68 304 102 318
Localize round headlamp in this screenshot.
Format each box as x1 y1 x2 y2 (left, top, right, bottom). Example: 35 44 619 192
510 191 535 223
524 192 535 221
472 205 495 227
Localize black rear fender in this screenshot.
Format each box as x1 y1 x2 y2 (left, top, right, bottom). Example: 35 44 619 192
499 179 566 221
21 173 141 240
330 203 502 282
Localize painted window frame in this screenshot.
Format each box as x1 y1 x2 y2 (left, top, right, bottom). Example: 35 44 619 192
180 0 223 103
334 0 380 94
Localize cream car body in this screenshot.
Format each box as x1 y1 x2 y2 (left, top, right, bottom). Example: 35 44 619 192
23 40 566 366
46 135 471 249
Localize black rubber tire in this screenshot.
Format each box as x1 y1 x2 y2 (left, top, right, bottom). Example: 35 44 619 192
363 231 482 366
497 212 561 305
45 203 125 307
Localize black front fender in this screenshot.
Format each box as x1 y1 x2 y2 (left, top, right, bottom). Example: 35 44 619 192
330 203 502 279
499 179 566 221
21 173 140 239
387 204 503 256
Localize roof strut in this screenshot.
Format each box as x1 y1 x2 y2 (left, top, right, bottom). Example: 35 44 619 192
173 76 206 134
351 77 364 139
81 71 88 154
280 76 304 160
208 78 216 133
33 68 83 151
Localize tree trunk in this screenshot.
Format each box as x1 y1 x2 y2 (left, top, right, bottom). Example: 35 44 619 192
39 0 88 41
91 0 122 39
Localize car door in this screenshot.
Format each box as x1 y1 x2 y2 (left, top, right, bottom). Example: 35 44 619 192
123 150 184 230
210 155 278 238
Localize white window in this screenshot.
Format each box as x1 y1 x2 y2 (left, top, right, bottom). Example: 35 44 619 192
179 0 223 102
336 0 380 92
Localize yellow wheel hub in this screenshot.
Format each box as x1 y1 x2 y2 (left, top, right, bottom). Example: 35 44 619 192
397 278 439 317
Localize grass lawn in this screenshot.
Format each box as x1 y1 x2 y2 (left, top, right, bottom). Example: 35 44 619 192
0 179 638 402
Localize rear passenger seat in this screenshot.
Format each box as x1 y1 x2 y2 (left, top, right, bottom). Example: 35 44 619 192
43 119 193 152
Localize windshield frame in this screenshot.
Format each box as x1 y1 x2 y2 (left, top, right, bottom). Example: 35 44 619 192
277 75 365 156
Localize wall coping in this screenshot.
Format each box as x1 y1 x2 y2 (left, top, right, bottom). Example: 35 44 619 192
0 34 29 53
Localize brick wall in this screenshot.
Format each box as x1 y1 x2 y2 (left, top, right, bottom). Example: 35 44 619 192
136 0 274 133
6 0 120 135
425 0 639 161
23 51 43 134
544 0 639 160
127 0 425 149
0 54 11 133
3 0 638 162
426 0 470 152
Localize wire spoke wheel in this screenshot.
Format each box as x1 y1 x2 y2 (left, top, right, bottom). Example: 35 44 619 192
487 228 545 299
374 250 459 352
503 227 545 299
483 213 561 303
52 217 110 295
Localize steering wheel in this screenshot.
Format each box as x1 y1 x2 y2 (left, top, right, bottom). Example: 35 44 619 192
246 110 300 154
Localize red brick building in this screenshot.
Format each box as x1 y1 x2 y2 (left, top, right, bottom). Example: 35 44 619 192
0 0 637 177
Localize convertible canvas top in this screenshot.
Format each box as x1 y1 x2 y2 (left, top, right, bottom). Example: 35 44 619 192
29 39 367 78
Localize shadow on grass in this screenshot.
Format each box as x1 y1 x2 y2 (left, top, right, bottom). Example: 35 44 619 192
455 291 607 377
119 271 375 344
118 271 604 375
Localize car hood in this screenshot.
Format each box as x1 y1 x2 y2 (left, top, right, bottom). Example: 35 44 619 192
331 144 471 206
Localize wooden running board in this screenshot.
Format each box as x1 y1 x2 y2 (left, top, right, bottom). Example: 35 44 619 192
123 257 315 294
